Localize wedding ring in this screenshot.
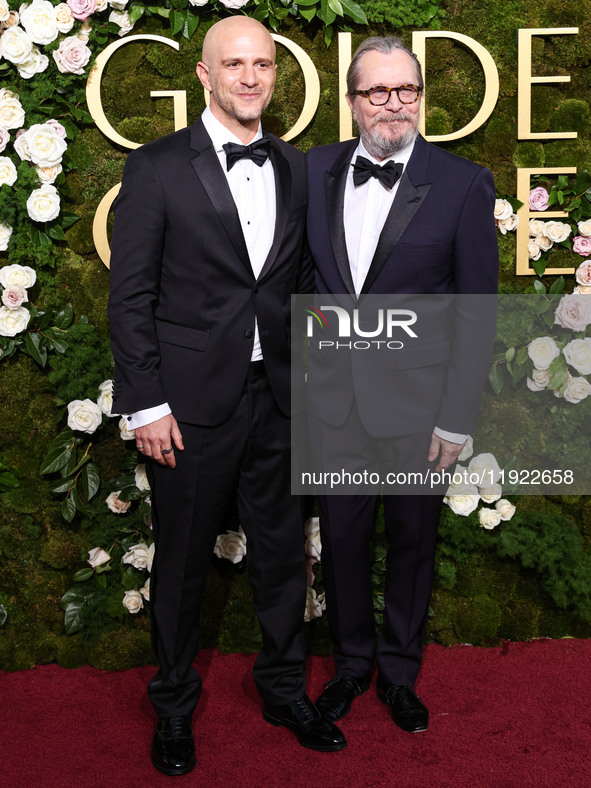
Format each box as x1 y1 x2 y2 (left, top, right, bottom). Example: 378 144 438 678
161 447 173 455
136 444 144 450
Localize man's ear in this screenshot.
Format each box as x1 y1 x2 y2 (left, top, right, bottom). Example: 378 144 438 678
196 61 211 92
345 93 355 113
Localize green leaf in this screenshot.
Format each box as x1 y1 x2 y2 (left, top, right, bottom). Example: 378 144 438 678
95 573 108 591
339 0 367 23
48 225 67 242
63 599 85 634
40 435 75 475
318 0 336 25
54 303 74 330
298 6 316 20
183 11 199 40
488 362 505 394
60 213 79 230
323 23 334 46
294 0 318 5
73 568 94 582
505 347 515 363
548 355 568 391
533 279 546 294
49 478 77 494
516 345 529 365
62 494 77 523
557 175 569 189
23 332 48 367
557 190 564 205
531 256 547 278
252 5 269 20
549 276 565 295
61 447 79 478
82 463 101 501
128 3 145 23
169 9 186 36
118 484 142 502
327 0 343 15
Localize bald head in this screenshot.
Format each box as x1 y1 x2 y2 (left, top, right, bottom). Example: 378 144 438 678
197 17 277 142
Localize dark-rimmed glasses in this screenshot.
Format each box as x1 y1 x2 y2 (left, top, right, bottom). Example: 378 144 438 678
350 84 423 106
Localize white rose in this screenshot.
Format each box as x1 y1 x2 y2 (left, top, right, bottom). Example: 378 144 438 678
494 198 512 222
554 294 591 332
0 0 9 21
95 0 108 11
0 156 17 187
495 499 516 522
134 463 150 492
122 589 143 614
573 285 591 295
478 507 502 530
0 223 13 251
527 336 560 370
52 35 91 75
139 577 150 601
304 587 325 622
497 213 519 235
118 417 135 440
563 376 591 404
1 26 34 64
36 163 62 184
0 304 30 336
54 2 74 32
1 9 19 27
87 547 110 567
536 234 553 252
528 219 545 237
443 492 480 517
108 9 135 35
526 367 550 392
0 88 25 130
122 542 153 570
577 220 591 237
0 263 36 288
214 526 247 563
14 132 32 162
543 221 571 244
67 398 103 434
188 0 209 5
27 184 60 222
1 284 28 309
563 338 591 376
528 240 541 261
468 452 502 485
105 490 132 514
20 0 58 45
0 128 9 152
96 378 116 416
108 0 128 8
304 517 321 561
22 124 67 167
479 483 502 503
457 435 473 462
16 47 49 80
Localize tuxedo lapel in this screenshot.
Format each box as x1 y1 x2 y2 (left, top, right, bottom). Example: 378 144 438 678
258 136 291 281
360 135 432 294
189 119 251 271
325 140 358 296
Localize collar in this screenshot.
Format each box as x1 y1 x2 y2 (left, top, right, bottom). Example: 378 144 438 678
201 104 264 152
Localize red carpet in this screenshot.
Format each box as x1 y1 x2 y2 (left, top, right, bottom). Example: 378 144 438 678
2 640 590 787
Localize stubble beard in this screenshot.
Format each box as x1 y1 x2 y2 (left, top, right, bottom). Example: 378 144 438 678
355 110 419 160
211 84 272 126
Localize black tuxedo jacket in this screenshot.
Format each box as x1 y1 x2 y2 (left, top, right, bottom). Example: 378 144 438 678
108 119 312 426
305 135 499 438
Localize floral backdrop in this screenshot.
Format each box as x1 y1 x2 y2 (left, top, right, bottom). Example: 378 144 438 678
1 0 590 671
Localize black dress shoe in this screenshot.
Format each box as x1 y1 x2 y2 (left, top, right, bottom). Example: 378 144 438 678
377 682 429 733
151 716 196 776
263 694 347 751
315 673 371 722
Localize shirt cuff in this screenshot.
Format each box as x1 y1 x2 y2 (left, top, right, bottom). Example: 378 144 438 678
124 403 172 430
434 427 468 445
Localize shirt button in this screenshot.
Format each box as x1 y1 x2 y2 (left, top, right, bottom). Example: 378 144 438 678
244 329 254 338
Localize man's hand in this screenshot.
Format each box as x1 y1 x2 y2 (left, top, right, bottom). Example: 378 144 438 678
427 432 465 473
135 414 184 468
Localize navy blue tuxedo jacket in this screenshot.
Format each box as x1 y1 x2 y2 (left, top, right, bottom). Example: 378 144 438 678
108 118 312 426
305 135 499 438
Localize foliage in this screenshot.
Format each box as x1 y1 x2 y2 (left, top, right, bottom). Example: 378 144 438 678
358 0 443 28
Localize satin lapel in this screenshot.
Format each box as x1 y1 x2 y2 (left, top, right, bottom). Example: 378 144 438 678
325 140 358 296
360 136 432 295
258 137 291 281
189 119 251 271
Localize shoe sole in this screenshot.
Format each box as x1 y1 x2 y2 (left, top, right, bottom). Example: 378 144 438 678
151 755 197 776
262 711 347 752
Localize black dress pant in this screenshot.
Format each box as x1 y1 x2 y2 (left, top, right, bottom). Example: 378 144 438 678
146 363 307 717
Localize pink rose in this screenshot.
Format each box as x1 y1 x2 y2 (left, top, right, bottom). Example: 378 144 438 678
573 235 591 257
52 36 91 75
529 186 549 212
1 284 28 309
575 260 591 286
554 294 591 332
46 118 67 139
66 0 96 20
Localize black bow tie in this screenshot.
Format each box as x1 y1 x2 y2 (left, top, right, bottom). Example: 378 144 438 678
223 138 271 171
352 156 403 189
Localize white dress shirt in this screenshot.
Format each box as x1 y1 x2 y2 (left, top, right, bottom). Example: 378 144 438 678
125 105 276 430
343 137 466 446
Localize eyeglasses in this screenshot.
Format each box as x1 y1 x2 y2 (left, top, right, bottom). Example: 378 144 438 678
350 84 423 106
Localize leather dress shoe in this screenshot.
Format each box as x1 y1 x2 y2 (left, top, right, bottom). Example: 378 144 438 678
151 715 196 776
315 673 371 722
377 682 429 733
263 694 347 751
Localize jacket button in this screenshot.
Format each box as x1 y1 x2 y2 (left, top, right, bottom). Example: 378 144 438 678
244 329 254 338
253 286 259 294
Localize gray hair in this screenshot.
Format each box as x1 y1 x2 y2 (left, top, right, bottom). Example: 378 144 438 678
346 37 424 95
